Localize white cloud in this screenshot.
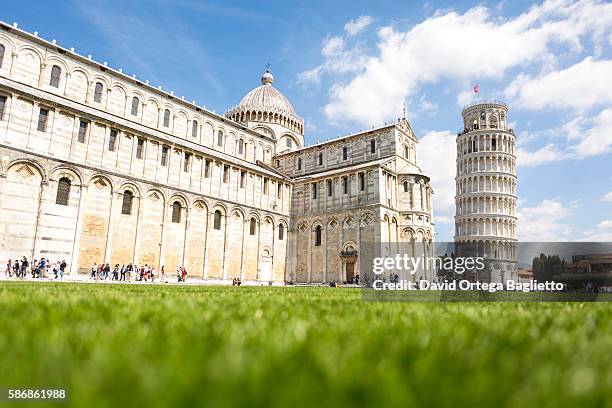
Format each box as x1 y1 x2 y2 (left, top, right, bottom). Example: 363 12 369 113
344 15 373 36
516 144 564 167
417 130 457 219
518 199 573 241
603 192 612 202
305 0 612 126
569 108 612 157
321 36 345 57
582 219 612 241
416 94 438 116
297 36 367 86
456 90 477 107
435 215 453 224
506 58 612 111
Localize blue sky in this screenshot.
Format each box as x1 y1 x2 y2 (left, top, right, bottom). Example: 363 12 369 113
3 0 611 242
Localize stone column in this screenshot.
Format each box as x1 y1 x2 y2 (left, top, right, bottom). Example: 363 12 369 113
37 63 46 87
307 223 312 283
132 194 143 266
322 222 327 283
104 190 117 264
158 202 168 271
30 180 48 262
182 206 190 268
202 211 211 280
240 217 247 282
221 211 229 281
69 183 88 275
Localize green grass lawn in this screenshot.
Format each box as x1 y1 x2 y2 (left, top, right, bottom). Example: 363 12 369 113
0 282 611 407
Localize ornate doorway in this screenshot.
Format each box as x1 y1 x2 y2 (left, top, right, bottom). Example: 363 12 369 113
345 261 355 283
340 242 358 283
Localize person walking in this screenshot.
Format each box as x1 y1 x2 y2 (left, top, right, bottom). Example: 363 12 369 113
91 263 97 280
104 263 110 280
5 259 11 278
38 258 46 279
59 260 66 281
20 257 29 279
181 266 187 283
13 259 20 278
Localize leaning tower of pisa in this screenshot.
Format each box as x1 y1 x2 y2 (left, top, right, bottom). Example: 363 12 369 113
454 101 518 282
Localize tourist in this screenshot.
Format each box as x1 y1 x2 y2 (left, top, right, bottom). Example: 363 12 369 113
181 267 187 283
120 265 126 281
355 273 360 285
5 259 11 278
177 267 182 283
91 263 97 280
20 257 29 278
112 264 119 281
103 263 110 280
160 266 165 283
38 257 46 278
59 260 66 280
13 259 20 278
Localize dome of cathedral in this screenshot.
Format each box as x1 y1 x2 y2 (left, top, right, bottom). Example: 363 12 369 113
225 69 304 135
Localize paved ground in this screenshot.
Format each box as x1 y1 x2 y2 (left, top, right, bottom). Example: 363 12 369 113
0 273 358 287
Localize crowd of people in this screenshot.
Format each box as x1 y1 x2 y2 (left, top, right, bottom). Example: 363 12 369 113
5 257 67 280
4 257 190 284
89 263 190 283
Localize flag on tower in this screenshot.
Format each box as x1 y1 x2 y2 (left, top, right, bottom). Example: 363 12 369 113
473 83 479 95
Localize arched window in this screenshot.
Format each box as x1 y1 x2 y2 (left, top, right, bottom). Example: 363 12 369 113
171 201 181 223
55 177 71 205
163 109 171 127
249 218 257 235
93 82 103 103
192 120 198 138
404 145 409 159
286 138 292 148
0 44 5 68
403 181 409 192
217 131 224 147
50 65 61 88
213 210 222 230
278 224 284 240
238 139 244 155
314 225 322 246
131 97 139 116
121 190 134 215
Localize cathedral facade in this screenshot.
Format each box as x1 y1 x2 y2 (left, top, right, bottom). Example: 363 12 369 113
0 22 435 284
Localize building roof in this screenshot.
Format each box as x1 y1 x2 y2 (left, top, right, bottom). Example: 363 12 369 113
225 69 303 127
